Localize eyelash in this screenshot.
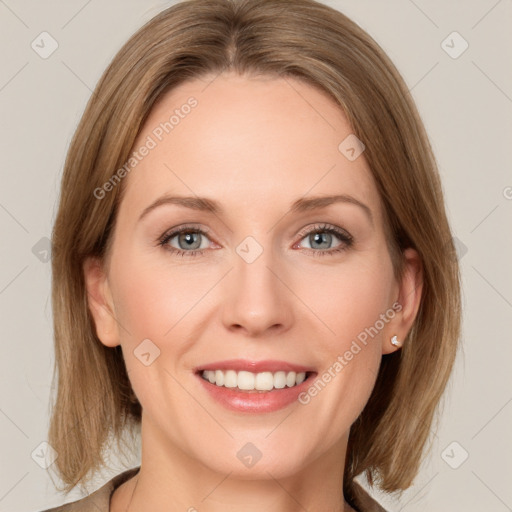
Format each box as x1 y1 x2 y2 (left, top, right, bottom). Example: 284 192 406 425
157 223 354 258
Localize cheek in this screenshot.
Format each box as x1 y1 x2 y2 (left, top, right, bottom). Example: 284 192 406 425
108 255 200 412
302 257 395 349
110 253 209 340
296 260 393 419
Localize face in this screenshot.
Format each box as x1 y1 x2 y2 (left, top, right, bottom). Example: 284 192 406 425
85 71 421 481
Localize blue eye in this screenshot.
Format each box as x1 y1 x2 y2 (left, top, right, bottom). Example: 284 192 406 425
158 225 211 257
158 223 353 258
295 224 353 256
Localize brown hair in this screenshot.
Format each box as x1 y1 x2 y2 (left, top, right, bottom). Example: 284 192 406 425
48 0 461 507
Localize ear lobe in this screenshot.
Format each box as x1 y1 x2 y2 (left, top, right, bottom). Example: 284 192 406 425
382 247 423 355
83 256 120 347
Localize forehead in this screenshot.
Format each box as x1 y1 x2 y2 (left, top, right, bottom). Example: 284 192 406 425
119 72 381 223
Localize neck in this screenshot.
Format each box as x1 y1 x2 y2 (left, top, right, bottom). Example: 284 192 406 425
112 414 355 512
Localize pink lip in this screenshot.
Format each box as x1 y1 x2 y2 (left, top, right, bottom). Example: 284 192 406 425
195 373 316 413
194 359 316 374
193 359 318 413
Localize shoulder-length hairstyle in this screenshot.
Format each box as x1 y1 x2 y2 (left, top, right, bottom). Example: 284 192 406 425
48 0 461 507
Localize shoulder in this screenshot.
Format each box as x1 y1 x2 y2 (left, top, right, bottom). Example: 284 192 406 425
352 479 389 512
37 467 140 512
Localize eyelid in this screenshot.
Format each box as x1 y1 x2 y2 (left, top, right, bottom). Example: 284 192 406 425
158 223 215 246
295 223 353 243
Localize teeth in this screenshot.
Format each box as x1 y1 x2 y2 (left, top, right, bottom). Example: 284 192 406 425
201 370 307 391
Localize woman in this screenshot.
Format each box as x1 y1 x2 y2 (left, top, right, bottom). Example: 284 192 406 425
42 0 461 510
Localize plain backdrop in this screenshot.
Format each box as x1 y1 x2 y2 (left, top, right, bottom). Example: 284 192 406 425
0 1 511 511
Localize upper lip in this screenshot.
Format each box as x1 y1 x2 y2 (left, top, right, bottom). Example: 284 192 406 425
194 359 316 374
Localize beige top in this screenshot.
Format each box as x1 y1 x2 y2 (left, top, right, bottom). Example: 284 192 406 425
39 466 388 512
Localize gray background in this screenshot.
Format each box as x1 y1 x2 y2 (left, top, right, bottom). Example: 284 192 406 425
0 1 511 511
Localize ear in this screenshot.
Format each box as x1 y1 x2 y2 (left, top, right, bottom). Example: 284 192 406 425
382 247 423 355
83 256 120 347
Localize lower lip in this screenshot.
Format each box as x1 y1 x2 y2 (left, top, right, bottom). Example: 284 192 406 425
195 372 317 413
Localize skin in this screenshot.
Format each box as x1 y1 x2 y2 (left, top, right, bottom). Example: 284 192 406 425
84 71 422 512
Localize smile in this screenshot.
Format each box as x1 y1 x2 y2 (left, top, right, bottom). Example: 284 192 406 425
200 369 312 393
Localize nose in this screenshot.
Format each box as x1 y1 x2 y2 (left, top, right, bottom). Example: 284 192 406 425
221 243 294 337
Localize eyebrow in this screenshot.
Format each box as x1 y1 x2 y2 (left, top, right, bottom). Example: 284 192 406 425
138 193 373 224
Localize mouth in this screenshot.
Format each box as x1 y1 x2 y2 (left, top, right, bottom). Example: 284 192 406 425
196 369 317 393
193 359 317 394
193 360 318 413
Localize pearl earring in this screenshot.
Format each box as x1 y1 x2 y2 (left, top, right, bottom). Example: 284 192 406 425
391 335 401 347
